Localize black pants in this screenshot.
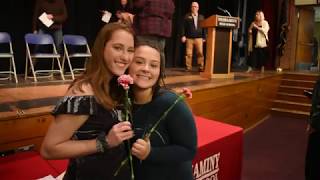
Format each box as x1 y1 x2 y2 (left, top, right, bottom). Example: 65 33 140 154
247 47 268 69
305 131 320 180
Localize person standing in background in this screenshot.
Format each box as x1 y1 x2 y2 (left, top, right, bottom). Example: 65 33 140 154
132 0 175 77
246 10 269 73
181 1 205 72
110 0 134 24
32 0 67 53
305 78 320 180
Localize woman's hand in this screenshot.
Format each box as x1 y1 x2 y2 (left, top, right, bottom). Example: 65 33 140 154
181 36 186 43
47 14 54 20
306 124 315 134
106 121 134 147
131 138 151 160
253 23 259 29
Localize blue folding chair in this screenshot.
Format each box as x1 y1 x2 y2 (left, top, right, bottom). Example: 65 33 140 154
0 32 18 83
62 35 91 80
24 33 65 82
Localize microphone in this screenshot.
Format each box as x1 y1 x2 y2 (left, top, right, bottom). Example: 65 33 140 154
217 6 232 17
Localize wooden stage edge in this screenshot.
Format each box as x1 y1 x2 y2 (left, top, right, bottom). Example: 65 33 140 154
0 69 285 152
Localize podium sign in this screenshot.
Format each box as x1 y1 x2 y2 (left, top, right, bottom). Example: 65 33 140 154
216 16 239 28
200 15 239 78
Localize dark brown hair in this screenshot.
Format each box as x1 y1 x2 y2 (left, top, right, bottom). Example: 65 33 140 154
132 39 166 98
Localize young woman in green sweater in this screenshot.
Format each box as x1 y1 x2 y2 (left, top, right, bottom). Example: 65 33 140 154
128 40 198 180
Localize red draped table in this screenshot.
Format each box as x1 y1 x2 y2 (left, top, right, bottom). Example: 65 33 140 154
0 116 242 180
193 116 243 180
0 151 67 179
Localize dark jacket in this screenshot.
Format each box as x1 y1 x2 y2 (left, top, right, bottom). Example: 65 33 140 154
32 0 67 31
181 12 205 39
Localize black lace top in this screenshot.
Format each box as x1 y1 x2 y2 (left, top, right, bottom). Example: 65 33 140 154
52 96 130 180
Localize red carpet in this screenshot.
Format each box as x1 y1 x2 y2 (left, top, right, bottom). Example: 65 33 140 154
242 115 308 180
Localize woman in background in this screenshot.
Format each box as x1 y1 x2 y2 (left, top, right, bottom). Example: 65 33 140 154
111 0 134 24
247 10 269 73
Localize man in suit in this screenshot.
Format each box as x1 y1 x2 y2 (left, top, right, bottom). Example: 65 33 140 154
181 1 205 72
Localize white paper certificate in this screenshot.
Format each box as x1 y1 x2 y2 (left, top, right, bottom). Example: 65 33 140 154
101 10 112 23
38 12 54 27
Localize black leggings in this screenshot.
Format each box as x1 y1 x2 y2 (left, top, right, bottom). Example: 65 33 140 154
247 47 268 69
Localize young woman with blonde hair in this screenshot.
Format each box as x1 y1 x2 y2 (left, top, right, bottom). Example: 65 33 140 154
41 22 135 179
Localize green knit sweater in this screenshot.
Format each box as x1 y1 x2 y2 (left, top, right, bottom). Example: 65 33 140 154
132 89 197 180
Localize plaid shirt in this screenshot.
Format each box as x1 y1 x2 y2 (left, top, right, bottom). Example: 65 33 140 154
133 0 175 38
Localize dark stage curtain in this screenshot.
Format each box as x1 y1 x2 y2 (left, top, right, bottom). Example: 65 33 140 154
0 0 109 74
261 0 279 69
0 0 277 74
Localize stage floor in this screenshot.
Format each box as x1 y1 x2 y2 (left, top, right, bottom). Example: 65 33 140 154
0 68 315 120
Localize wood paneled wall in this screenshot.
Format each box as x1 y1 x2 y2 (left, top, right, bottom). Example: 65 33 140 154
280 0 297 70
279 0 316 70
296 8 315 64
0 75 282 152
0 115 52 152
186 75 282 129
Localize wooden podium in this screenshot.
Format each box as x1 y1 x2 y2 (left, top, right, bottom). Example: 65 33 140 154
200 15 239 78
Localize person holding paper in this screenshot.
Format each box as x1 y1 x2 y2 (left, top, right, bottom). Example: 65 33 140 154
113 0 134 24
32 0 67 53
101 0 133 24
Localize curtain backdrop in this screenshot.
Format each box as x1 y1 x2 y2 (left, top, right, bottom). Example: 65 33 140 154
0 0 277 73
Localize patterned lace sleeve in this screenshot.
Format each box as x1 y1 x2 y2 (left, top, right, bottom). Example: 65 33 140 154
52 96 97 116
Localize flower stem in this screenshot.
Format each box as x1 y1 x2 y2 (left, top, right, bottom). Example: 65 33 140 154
125 90 134 180
145 95 184 139
115 95 184 179
127 140 134 180
114 157 128 176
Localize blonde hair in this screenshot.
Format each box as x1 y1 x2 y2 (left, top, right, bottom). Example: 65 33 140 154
255 10 265 21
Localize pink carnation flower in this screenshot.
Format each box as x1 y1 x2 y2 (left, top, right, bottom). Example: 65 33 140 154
118 74 134 90
182 87 192 99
